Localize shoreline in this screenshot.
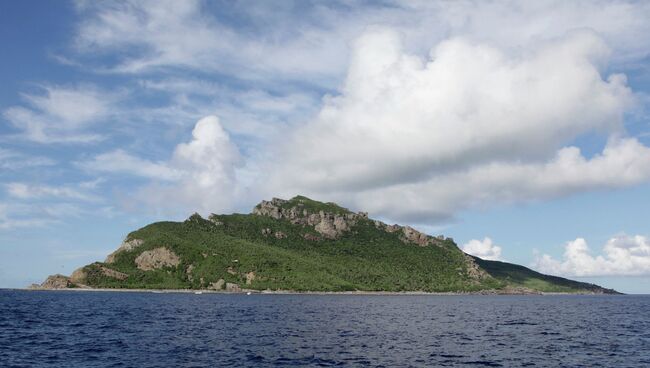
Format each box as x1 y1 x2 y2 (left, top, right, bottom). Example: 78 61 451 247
8 287 617 296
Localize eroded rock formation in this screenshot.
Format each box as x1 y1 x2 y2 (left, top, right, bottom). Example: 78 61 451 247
134 247 181 271
252 197 367 239
105 238 144 263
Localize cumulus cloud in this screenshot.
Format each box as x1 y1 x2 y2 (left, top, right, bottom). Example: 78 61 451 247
259 29 650 222
80 115 243 215
533 235 650 276
3 85 115 143
462 238 503 261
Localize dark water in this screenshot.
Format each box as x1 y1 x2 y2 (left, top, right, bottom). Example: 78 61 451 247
1 291 649 367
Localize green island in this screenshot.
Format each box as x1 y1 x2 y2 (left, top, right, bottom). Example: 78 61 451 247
36 196 618 294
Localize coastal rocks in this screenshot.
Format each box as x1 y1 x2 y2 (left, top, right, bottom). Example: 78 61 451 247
70 267 87 284
105 238 144 263
208 279 225 290
134 247 181 271
40 274 71 289
226 283 241 292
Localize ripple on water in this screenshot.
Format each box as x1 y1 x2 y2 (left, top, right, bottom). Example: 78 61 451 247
1 291 649 367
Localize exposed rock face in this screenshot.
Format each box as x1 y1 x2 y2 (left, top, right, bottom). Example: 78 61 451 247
186 264 195 282
252 197 367 239
100 267 129 280
274 231 287 239
252 196 450 245
208 279 225 290
464 255 490 281
226 283 241 292
70 267 87 284
134 247 181 271
245 272 256 285
373 220 447 247
303 233 321 242
40 274 71 289
105 239 144 263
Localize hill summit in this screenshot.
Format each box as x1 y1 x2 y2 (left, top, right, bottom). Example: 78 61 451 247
36 195 617 294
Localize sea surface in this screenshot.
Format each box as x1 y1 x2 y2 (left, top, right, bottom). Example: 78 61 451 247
1 290 649 367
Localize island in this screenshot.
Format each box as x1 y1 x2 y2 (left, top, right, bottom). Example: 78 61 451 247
35 196 618 294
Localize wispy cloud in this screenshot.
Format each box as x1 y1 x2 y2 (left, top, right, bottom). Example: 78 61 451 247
0 148 55 170
3 85 119 144
5 182 99 202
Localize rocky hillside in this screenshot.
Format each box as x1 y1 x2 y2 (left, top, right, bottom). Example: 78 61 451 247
35 195 617 294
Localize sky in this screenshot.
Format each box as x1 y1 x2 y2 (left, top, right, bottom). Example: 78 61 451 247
1 0 650 293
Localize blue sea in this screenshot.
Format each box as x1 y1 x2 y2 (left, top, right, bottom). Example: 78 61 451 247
1 290 649 367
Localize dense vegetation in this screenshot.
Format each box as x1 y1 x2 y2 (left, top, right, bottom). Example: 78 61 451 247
74 196 616 294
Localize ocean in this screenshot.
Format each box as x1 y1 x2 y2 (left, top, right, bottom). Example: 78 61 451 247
1 290 648 367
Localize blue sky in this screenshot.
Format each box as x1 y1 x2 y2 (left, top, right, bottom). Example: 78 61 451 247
2 0 650 293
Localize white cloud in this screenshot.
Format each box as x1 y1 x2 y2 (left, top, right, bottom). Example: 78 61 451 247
259 29 650 223
0 148 55 170
533 235 650 276
0 202 87 230
3 85 115 143
81 115 243 215
462 237 503 261
69 1 650 88
72 0 349 85
5 182 98 202
80 150 180 181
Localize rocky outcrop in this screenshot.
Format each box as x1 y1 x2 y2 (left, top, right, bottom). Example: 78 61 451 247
134 247 181 271
100 266 129 280
252 196 449 246
225 283 241 292
186 264 195 281
40 274 71 289
373 220 447 247
463 254 490 281
105 238 144 263
70 267 87 284
252 197 368 239
208 279 225 290
303 233 321 241
245 271 256 285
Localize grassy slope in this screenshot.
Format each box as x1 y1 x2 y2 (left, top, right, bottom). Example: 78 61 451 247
473 257 617 293
83 214 504 292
